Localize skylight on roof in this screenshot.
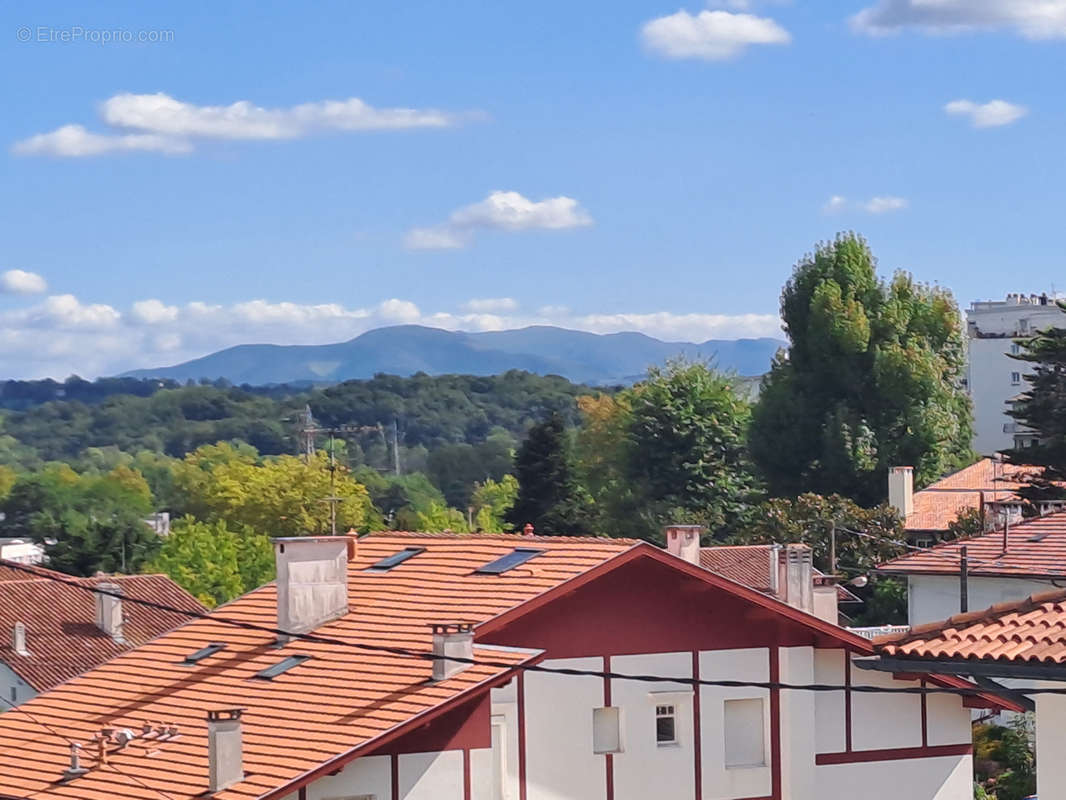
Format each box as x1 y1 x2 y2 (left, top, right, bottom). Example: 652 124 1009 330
182 643 227 665
366 546 426 571
254 654 311 680
474 548 544 575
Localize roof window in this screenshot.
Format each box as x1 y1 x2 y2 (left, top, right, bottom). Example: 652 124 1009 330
182 643 227 665
474 548 543 575
366 547 426 571
254 654 311 680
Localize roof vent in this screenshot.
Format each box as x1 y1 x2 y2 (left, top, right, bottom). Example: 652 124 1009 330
12 621 28 656
430 623 474 681
273 537 350 644
61 743 89 781
207 709 244 793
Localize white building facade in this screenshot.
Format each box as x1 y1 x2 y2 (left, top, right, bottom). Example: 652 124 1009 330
966 293 1065 454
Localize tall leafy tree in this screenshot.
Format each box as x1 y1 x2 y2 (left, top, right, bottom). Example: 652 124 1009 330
508 413 593 535
749 233 974 504
1005 304 1066 503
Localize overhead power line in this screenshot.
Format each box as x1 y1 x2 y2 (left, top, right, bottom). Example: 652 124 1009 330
0 559 1055 699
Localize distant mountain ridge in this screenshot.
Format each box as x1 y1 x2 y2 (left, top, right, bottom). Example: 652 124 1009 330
120 325 784 385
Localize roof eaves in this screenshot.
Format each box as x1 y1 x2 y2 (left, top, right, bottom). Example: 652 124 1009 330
257 647 544 800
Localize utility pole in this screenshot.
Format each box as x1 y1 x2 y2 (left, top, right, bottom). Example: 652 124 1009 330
298 421 376 535
829 521 837 576
959 545 969 613
392 418 401 476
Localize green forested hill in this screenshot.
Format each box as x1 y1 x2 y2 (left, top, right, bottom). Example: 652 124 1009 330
0 371 607 468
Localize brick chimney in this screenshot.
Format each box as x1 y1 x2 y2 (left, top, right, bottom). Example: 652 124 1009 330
273 537 350 644
888 466 914 519
431 622 474 681
664 525 703 565
206 709 244 793
94 582 124 643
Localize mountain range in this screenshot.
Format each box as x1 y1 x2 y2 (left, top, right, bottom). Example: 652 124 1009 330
120 325 784 385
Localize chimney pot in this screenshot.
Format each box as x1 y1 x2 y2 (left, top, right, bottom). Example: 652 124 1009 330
780 544 814 613
207 708 244 793
94 582 124 643
272 537 350 644
430 622 474 681
664 525 703 565
888 466 914 519
522 523 535 537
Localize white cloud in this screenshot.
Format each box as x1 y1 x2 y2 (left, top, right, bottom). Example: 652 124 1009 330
641 9 791 60
0 294 782 378
0 270 47 294
851 0 1066 39
461 297 519 313
944 99 1028 128
13 93 475 158
405 191 593 251
823 195 908 214
862 195 908 213
12 124 192 157
822 195 848 214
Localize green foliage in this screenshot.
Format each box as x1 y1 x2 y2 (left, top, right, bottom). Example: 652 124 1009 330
576 361 759 541
749 234 975 505
471 475 518 531
732 492 905 573
948 506 988 539
974 716 1036 800
848 577 907 626
426 440 513 508
508 413 595 535
1006 303 1066 503
171 444 371 536
144 518 274 607
1 465 159 576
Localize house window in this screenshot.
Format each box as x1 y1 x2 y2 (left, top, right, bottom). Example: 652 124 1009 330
724 698 766 768
1011 343 1021 355
593 707 622 754
656 704 678 745
1011 372 1021 385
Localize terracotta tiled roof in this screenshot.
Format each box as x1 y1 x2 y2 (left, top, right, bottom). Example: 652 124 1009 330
879 511 1066 578
0 559 70 583
700 545 774 593
877 588 1066 664
904 458 1063 532
0 533 639 800
0 571 207 691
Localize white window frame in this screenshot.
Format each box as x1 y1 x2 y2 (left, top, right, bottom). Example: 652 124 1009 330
655 703 679 747
593 706 623 754
1011 371 1021 385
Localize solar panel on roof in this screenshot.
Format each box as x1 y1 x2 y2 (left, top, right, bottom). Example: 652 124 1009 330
254 654 311 680
366 546 426 571
474 547 544 575
182 642 227 665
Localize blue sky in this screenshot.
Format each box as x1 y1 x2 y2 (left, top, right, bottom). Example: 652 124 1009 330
2 0 1065 377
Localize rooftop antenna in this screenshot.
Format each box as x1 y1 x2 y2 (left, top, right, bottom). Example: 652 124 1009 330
299 420 379 534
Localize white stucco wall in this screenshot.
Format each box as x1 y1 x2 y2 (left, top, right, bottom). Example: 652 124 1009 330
399 750 464 800
816 754 973 800
524 656 606 800
611 651 694 800
779 646 815 800
0 661 36 708
1037 692 1066 800
700 648 772 800
908 574 1058 626
302 753 392 800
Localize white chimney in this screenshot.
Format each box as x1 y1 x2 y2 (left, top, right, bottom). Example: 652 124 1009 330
664 525 703 565
779 544 813 613
94 582 124 643
206 709 244 792
811 576 840 625
431 622 474 681
12 621 28 656
888 466 914 519
768 543 781 598
273 537 350 644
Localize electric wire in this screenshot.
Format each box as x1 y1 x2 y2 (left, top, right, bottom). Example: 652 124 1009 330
0 559 1059 699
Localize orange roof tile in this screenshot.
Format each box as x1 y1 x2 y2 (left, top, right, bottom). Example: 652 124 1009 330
877 588 1066 664
0 572 207 691
0 559 70 583
0 533 638 800
700 545 775 593
880 511 1066 578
